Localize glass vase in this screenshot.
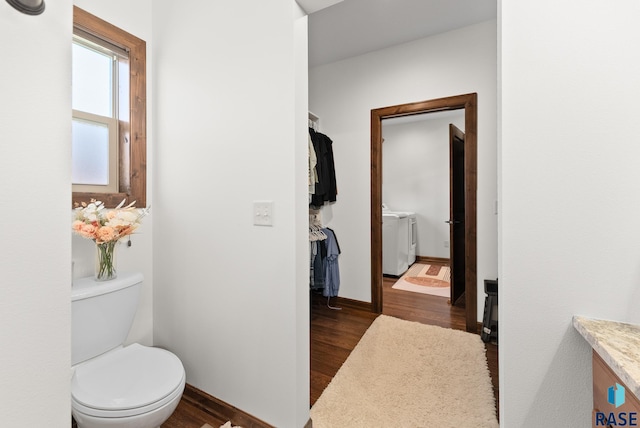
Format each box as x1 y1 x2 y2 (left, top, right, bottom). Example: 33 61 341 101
95 241 118 281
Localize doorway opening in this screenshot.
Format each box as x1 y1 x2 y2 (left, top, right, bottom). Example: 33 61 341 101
370 93 478 332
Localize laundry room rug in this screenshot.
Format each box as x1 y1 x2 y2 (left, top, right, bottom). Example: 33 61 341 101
392 263 451 297
310 315 498 428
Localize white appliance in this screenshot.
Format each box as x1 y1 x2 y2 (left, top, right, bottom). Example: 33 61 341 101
406 213 417 265
71 272 186 428
383 204 417 267
383 212 409 276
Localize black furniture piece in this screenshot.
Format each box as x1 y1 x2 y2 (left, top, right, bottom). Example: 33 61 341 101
481 279 498 343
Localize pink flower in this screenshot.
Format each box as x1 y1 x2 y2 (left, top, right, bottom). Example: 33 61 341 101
95 226 117 243
72 220 84 232
72 199 149 243
78 223 98 240
116 225 135 237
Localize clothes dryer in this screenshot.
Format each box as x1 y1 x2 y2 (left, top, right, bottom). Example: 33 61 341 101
406 212 417 265
383 204 416 267
382 212 409 276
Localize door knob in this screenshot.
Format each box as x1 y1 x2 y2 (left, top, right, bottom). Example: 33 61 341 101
445 220 461 224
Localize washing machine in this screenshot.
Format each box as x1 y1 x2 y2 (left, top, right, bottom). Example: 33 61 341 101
382 212 409 276
405 212 417 265
382 204 416 267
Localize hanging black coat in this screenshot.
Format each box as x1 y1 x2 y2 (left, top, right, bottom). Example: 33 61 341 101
309 128 337 207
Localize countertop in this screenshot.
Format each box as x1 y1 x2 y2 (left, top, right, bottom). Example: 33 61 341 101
573 315 640 398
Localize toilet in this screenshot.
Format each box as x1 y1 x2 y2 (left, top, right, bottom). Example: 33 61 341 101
71 272 185 428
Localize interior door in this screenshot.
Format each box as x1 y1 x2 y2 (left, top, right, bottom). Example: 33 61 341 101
448 124 466 306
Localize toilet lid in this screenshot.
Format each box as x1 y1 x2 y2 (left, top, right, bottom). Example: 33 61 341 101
72 343 185 413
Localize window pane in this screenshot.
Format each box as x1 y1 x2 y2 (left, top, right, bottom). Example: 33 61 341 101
72 118 109 185
72 42 113 117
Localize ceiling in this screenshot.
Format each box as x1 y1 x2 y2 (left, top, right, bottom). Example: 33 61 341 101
308 0 497 67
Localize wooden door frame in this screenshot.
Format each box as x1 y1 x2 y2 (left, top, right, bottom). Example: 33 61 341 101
370 93 478 333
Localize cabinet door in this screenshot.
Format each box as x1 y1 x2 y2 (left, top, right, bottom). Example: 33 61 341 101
593 350 640 428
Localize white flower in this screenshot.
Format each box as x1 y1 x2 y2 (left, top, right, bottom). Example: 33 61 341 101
72 199 149 243
106 210 140 228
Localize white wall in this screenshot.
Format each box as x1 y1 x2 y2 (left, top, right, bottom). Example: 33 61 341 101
72 0 155 347
0 2 72 426
309 20 498 316
382 112 465 259
152 1 309 426
294 8 311 420
500 1 640 426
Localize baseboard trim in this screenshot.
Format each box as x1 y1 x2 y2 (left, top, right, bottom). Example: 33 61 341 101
332 296 374 312
183 383 274 428
311 292 374 312
416 256 450 265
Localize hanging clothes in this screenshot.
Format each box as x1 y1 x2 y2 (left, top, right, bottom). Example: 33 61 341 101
326 227 341 253
308 134 318 195
309 211 327 291
309 128 337 208
310 240 327 291
322 228 340 298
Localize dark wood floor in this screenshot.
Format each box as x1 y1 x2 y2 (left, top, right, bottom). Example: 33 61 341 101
161 383 272 428
161 384 229 428
162 269 499 427
310 293 378 404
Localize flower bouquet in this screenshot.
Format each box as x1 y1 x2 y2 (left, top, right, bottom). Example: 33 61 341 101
72 199 149 281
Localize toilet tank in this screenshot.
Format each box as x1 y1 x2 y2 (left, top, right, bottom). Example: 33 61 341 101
71 272 143 366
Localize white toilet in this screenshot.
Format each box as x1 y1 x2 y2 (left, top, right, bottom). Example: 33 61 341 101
71 272 185 428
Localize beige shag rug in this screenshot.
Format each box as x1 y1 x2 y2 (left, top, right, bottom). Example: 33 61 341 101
310 315 498 428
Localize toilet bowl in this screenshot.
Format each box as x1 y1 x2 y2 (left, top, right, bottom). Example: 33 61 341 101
71 344 185 428
71 273 185 428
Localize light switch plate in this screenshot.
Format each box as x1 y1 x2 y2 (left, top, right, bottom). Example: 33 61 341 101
253 201 273 226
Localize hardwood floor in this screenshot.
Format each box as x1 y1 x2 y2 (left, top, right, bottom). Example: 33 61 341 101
310 293 378 404
162 268 500 427
162 384 272 428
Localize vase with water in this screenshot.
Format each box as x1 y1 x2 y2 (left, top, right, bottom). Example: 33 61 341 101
95 241 118 281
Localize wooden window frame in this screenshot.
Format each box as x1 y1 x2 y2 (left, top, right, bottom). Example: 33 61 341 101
72 6 147 208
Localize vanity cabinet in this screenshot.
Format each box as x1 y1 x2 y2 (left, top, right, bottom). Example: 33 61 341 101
573 316 640 428
592 351 640 428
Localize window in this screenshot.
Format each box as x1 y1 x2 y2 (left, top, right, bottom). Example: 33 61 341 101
72 35 121 193
72 6 146 208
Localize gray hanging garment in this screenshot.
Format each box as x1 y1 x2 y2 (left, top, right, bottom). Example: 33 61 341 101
322 228 340 297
